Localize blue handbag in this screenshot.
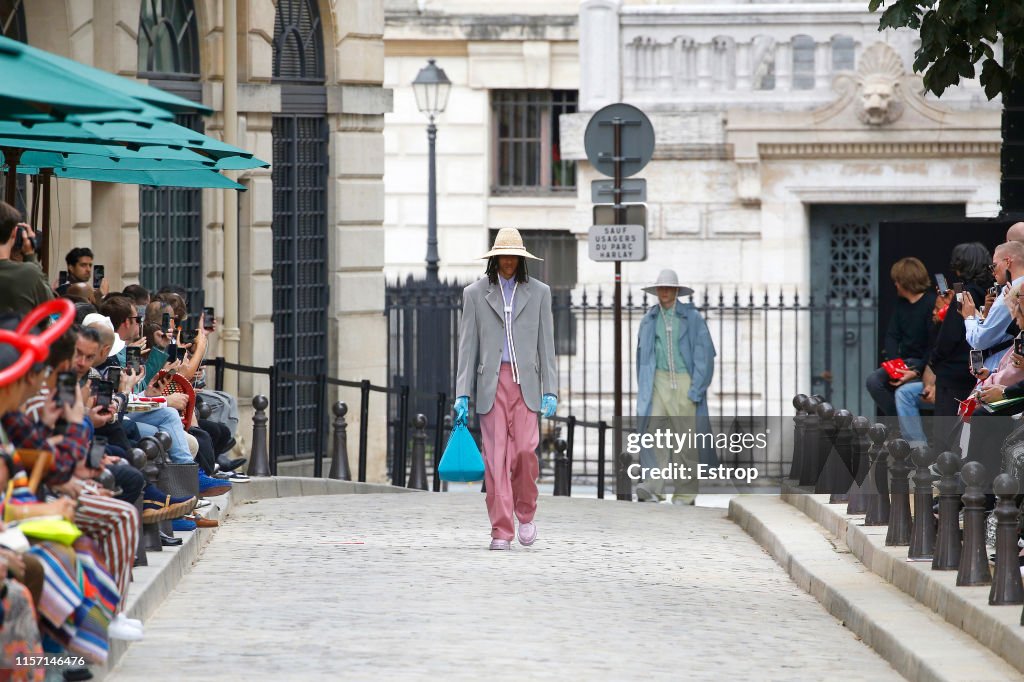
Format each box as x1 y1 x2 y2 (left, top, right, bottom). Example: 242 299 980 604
438 419 485 482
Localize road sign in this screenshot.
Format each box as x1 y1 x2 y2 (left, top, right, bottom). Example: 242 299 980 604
591 178 646 204
583 103 655 179
588 224 646 262
593 204 646 228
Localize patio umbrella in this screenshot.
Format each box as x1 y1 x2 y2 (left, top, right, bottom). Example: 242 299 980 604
17 164 245 190
0 142 268 172
0 38 144 116
0 35 207 116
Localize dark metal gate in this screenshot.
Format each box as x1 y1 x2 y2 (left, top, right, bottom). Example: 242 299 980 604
271 114 329 459
139 113 204 304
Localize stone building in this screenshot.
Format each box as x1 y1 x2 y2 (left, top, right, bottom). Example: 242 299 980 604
384 0 1002 420
3 0 392 480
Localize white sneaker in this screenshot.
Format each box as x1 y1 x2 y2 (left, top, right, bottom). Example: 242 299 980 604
117 614 143 629
108 614 144 641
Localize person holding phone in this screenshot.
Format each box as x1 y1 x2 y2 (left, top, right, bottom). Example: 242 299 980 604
928 243 994 446
961 241 1024 373
865 258 936 420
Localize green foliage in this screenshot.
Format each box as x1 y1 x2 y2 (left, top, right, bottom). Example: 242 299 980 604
869 0 1024 99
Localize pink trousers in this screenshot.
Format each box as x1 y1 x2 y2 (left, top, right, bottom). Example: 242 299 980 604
478 364 540 540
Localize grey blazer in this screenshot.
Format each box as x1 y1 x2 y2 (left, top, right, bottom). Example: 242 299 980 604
456 276 557 414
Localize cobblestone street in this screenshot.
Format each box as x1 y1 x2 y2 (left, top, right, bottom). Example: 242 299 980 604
109 493 901 681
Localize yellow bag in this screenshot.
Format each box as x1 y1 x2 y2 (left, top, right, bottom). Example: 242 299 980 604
16 518 82 546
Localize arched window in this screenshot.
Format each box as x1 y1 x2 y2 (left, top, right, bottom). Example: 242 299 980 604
273 0 325 83
832 35 856 72
137 0 203 307
272 0 329 460
138 0 199 78
0 0 25 42
792 35 816 90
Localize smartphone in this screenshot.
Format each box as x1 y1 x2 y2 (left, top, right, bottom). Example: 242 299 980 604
970 349 984 375
15 226 36 253
180 322 198 346
92 264 104 289
125 346 142 374
92 379 114 409
104 366 122 391
87 435 107 469
203 307 215 331
176 345 188 362
1016 334 1024 357
56 372 77 406
952 282 964 308
161 312 171 335
166 341 177 363
58 270 69 287
935 273 949 295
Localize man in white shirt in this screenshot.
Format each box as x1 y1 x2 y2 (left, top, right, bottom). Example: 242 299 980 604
962 241 1024 371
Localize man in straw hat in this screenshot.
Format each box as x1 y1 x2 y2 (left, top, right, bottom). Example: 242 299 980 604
455 228 558 550
635 269 716 504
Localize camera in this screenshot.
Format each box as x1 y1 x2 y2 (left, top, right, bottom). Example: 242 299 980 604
15 225 37 253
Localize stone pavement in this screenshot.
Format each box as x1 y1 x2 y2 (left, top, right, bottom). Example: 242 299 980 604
108 492 900 681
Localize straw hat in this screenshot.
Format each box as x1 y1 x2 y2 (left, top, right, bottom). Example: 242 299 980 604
480 227 543 260
642 269 694 297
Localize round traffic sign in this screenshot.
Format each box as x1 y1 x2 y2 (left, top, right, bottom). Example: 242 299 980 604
583 103 655 179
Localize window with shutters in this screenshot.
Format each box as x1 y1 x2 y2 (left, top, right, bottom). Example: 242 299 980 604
492 90 577 195
273 0 325 83
0 0 25 42
138 0 199 79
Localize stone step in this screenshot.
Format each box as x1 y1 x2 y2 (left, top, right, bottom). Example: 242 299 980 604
730 495 1023 682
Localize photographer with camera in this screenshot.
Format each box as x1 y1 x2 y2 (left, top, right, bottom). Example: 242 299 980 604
0 201 52 314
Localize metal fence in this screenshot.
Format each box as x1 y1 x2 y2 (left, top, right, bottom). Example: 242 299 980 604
386 278 880 486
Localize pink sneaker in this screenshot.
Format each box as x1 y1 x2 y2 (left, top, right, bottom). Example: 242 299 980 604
517 521 537 546
489 539 511 550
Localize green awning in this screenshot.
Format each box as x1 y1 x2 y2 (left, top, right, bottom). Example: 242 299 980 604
0 37 144 115
17 164 245 190
0 35 209 116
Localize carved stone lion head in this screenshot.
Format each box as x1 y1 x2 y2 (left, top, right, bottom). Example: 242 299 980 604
854 44 905 126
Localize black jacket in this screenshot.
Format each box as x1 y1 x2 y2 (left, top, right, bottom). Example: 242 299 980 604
928 282 986 386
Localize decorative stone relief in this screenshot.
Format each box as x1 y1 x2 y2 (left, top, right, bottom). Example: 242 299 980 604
852 43 904 126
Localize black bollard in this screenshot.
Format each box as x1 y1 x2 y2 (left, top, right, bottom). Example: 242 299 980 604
846 416 872 515
248 394 271 477
885 439 912 546
813 403 837 493
407 414 429 490
798 397 822 487
823 410 855 503
862 424 891 526
139 437 165 553
932 451 963 571
908 445 937 561
554 439 569 496
328 402 352 481
788 394 809 481
989 475 1024 605
957 461 992 586
133 496 147 567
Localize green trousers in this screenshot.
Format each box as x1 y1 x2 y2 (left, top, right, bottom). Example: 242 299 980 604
638 370 699 500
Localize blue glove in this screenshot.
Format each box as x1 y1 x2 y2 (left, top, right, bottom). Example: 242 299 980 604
541 393 557 418
454 396 469 424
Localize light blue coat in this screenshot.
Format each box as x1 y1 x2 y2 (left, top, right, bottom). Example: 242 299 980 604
636 301 718 466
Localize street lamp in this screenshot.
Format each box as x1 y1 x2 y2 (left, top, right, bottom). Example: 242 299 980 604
412 58 451 282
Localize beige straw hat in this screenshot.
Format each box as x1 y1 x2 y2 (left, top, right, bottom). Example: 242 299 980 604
480 227 543 260
642 269 694 297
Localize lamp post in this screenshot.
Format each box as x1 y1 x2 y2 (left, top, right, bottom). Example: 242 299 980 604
412 59 451 282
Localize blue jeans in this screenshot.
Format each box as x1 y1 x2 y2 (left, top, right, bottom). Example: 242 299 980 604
126 407 193 464
894 381 928 447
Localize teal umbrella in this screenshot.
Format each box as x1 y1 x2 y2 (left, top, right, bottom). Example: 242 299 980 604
0 37 145 115
0 139 269 171
0 35 208 116
17 164 245 190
